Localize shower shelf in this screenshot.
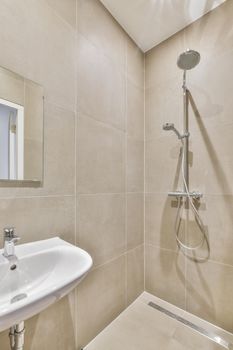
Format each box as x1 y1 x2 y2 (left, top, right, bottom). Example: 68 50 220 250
168 191 203 199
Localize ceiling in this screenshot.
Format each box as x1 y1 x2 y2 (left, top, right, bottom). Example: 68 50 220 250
100 0 226 52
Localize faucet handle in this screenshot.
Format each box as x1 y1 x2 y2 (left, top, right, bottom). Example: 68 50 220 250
3 227 19 242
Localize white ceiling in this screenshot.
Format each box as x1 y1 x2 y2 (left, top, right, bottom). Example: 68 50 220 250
100 0 226 52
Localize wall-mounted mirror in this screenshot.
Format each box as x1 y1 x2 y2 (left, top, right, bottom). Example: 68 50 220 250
0 66 44 186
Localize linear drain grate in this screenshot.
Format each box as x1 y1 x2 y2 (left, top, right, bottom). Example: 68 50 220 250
148 301 233 350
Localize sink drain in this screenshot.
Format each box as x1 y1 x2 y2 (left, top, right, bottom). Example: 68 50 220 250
11 293 27 304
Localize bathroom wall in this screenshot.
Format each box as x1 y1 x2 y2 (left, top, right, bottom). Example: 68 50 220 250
0 0 76 349
75 0 144 347
0 0 144 349
145 0 233 333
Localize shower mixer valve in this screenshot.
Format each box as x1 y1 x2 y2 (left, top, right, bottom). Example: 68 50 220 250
180 132 190 139
168 191 203 200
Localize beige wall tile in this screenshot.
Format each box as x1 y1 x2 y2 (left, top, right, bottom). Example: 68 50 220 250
76 255 126 348
127 245 144 305
145 30 186 90
145 245 186 309
184 55 233 136
29 294 75 350
204 195 233 266
77 114 125 194
145 136 182 193
77 0 126 68
186 259 233 332
145 193 178 251
184 194 233 267
46 0 76 27
0 196 75 247
127 37 144 89
78 194 126 267
127 81 144 140
145 81 183 142
189 123 233 195
178 195 233 266
127 193 144 250
0 0 76 111
77 34 125 130
127 138 144 193
42 103 75 195
183 1 233 67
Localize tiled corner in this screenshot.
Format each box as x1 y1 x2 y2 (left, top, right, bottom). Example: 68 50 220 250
127 245 144 305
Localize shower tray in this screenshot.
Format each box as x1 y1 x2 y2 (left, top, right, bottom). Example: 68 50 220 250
84 292 233 350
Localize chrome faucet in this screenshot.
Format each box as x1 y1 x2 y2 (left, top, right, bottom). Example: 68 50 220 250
3 227 20 266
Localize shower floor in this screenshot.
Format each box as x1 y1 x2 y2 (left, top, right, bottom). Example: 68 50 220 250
84 292 233 350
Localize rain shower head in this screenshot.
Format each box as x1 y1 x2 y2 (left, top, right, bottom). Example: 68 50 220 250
177 49 200 70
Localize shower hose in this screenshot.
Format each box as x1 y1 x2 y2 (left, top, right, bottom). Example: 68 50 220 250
174 138 208 254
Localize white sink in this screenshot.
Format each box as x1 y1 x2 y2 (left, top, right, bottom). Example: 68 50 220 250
0 237 92 331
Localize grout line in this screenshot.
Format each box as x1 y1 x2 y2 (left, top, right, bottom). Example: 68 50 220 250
143 50 146 291
146 242 233 269
146 242 182 254
127 243 145 255
184 241 187 311
77 109 127 133
0 192 145 201
0 194 74 200
91 253 127 273
74 1 78 347
78 31 126 71
78 192 144 196
74 0 78 249
91 244 144 273
77 31 143 90
125 36 128 308
44 98 76 115
45 0 76 32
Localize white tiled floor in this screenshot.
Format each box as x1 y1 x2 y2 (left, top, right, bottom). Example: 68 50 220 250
85 292 233 350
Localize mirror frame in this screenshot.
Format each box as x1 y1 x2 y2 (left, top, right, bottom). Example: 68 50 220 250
0 65 44 187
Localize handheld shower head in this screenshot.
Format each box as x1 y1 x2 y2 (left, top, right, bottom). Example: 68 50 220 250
163 123 174 131
163 123 189 140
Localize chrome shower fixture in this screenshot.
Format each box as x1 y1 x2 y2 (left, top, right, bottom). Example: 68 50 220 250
177 49 200 70
162 123 189 140
162 49 207 256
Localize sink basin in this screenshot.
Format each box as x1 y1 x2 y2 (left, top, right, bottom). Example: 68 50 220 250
0 237 92 331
